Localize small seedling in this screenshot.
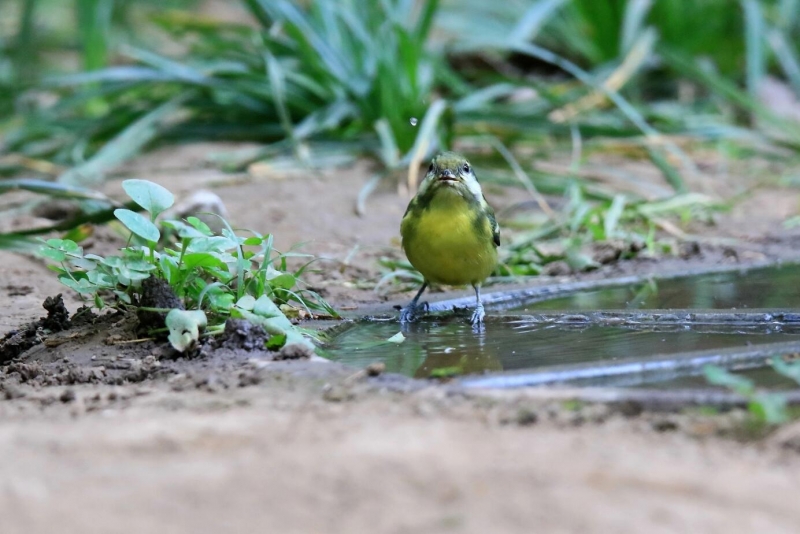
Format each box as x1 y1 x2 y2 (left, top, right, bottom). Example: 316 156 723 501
703 364 788 425
39 179 335 353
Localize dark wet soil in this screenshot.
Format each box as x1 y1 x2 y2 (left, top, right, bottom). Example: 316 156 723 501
136 276 185 333
0 293 71 363
216 318 270 351
0 290 326 406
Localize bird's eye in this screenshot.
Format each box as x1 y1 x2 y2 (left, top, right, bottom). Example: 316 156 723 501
463 163 471 174
427 163 434 173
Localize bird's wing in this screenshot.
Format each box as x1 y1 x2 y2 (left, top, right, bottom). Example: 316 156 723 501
483 196 500 247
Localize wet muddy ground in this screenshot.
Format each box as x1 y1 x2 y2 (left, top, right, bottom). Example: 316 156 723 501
3 143 800 533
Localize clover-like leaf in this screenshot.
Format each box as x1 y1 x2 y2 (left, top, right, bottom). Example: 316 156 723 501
39 245 66 262
243 236 263 246
67 256 96 271
232 295 314 352
101 256 125 268
166 309 207 353
186 216 213 236
58 275 96 294
266 333 287 350
269 273 296 291
209 292 235 311
122 179 174 219
87 270 116 288
182 252 225 269
235 295 256 311
124 259 157 272
162 219 207 239
114 209 160 242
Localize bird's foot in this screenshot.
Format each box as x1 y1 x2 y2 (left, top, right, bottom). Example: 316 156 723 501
470 303 486 327
400 301 429 323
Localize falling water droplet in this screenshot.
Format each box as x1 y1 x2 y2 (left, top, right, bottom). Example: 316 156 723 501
410 117 418 126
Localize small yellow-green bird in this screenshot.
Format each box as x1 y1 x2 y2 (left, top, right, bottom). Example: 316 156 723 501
400 152 500 326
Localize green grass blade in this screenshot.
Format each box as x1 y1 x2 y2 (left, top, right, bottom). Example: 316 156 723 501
646 147 687 194
375 118 400 167
13 0 38 85
660 46 800 145
265 52 298 149
621 0 653 54
742 0 765 97
76 0 113 71
509 0 566 44
0 234 39 252
46 66 192 86
401 98 448 164
768 29 800 97
120 45 210 85
510 41 696 175
58 91 193 186
0 178 113 201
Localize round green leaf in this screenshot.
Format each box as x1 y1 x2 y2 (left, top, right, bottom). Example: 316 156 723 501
114 209 160 242
123 259 157 272
122 179 174 218
235 295 256 311
187 216 213 236
269 273 296 291
182 253 225 269
39 246 65 262
243 236 263 246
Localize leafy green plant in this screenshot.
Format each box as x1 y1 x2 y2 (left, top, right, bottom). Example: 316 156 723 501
703 364 788 425
498 182 716 275
38 179 334 352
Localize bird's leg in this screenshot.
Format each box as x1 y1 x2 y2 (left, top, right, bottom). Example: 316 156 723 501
400 281 429 323
470 284 486 326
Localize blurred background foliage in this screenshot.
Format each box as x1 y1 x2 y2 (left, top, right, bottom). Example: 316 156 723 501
2 0 800 273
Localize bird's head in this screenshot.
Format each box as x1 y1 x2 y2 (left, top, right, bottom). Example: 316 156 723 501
418 152 483 200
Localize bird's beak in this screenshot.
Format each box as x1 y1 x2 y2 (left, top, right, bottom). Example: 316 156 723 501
438 169 457 182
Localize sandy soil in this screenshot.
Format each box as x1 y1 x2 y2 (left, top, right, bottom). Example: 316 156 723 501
3 143 800 533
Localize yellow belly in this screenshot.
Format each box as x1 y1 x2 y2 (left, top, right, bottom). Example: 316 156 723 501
401 194 497 287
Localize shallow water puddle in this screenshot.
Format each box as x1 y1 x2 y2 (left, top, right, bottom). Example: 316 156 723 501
513 263 800 311
321 314 800 385
323 264 800 388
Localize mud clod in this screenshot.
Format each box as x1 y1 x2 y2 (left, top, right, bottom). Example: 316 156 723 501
323 383 355 402
366 362 386 377
1 382 26 400
0 328 40 363
136 276 184 334
275 342 314 361
71 306 98 327
59 389 76 403
218 319 269 351
42 294 71 332
0 294 75 363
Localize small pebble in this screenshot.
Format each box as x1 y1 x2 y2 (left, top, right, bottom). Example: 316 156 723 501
59 389 76 403
366 362 385 377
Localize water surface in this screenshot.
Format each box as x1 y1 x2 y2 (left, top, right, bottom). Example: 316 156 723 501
323 264 800 388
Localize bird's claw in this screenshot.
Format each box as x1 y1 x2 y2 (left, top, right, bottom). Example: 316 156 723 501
400 301 429 323
470 303 486 327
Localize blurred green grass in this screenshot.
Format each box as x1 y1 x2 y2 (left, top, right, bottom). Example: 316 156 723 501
1 0 800 273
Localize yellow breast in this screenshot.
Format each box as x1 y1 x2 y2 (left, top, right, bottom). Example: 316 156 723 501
401 188 497 286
